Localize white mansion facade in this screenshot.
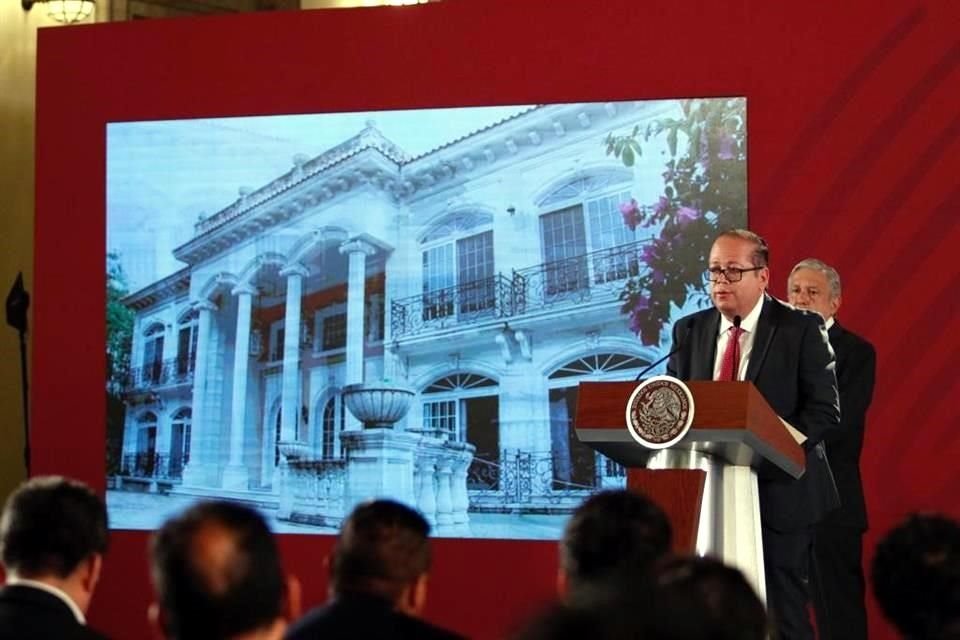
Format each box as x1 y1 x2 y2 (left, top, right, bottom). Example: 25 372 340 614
114 101 686 534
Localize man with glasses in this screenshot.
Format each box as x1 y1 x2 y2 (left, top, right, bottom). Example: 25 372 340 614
789 258 875 640
667 229 840 640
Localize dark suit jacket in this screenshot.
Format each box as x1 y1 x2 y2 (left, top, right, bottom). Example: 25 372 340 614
667 295 841 532
0 584 109 640
819 322 875 530
285 592 466 640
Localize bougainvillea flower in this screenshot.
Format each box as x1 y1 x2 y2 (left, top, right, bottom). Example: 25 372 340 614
676 206 700 226
619 198 640 231
717 131 735 160
653 195 670 216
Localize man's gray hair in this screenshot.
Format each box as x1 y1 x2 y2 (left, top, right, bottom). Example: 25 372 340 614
789 258 842 300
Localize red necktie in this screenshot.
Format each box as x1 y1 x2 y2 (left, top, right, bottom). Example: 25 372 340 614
718 326 744 381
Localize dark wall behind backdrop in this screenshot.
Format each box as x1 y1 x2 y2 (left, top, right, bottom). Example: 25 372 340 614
32 1 960 638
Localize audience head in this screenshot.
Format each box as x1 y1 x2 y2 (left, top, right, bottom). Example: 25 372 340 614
708 229 770 321
645 555 768 640
330 499 432 615
149 500 294 640
872 513 960 640
559 489 671 599
0 475 108 613
788 258 842 321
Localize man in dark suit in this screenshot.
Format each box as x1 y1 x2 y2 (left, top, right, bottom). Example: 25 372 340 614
149 500 300 640
666 229 840 640
285 499 464 640
0 476 110 640
789 258 876 640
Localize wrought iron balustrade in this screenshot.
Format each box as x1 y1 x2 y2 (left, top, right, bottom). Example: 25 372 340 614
390 241 650 340
125 357 195 391
467 449 606 508
120 453 188 480
391 274 513 339
121 452 159 478
511 240 647 314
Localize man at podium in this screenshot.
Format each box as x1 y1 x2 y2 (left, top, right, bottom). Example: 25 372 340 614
666 229 840 640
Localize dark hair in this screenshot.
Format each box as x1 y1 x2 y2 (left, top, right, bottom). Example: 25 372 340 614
560 490 671 595
716 229 769 267
513 599 649 640
872 513 960 640
331 499 431 603
150 500 286 640
0 476 108 578
646 555 768 640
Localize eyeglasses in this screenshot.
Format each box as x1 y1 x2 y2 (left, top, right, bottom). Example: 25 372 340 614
703 266 764 283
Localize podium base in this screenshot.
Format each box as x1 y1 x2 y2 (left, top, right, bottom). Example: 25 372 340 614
630 449 766 604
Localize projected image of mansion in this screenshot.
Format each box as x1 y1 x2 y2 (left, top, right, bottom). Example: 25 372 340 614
114 101 686 533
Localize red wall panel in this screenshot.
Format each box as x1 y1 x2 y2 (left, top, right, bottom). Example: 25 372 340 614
33 1 960 638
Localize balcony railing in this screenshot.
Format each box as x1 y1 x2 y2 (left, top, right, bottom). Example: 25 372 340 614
125 357 195 391
391 274 514 339
511 240 645 314
391 241 648 339
120 453 188 480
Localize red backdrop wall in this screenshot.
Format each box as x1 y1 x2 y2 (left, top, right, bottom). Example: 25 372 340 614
32 1 960 638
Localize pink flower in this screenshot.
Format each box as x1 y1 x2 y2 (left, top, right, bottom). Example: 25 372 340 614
619 198 640 231
629 295 650 334
653 196 670 215
717 130 735 160
676 206 700 226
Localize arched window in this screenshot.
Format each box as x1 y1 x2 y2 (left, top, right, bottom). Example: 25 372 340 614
420 211 496 322
422 372 500 489
547 353 646 488
176 310 198 378
537 170 639 296
169 408 191 479
548 353 648 380
321 397 342 460
142 323 165 385
133 411 158 477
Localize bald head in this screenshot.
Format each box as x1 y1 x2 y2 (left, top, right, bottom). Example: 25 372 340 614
150 501 286 640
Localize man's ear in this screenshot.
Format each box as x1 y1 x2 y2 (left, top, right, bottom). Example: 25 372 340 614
81 553 103 594
829 293 842 318
397 573 429 616
147 602 168 640
284 574 302 621
556 568 568 598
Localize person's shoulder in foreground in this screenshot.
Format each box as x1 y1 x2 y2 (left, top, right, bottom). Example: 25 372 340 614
285 499 466 640
0 475 111 640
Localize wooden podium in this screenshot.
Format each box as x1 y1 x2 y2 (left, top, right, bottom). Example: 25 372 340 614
573 380 805 602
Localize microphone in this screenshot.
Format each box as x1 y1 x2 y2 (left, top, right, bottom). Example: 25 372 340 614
634 318 694 381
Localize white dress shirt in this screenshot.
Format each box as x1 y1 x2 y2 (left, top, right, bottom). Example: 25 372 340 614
713 294 765 381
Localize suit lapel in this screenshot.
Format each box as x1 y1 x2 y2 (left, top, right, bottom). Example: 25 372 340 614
693 309 720 379
746 295 777 382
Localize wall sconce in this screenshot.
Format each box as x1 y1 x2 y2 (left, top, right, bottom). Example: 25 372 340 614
22 0 95 24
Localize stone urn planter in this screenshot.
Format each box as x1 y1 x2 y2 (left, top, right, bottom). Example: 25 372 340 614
277 440 312 462
342 382 415 428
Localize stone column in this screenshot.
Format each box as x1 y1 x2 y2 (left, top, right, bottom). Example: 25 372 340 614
435 458 454 526
339 238 376 430
279 264 308 444
416 457 438 526
451 445 473 525
222 284 255 490
182 300 216 487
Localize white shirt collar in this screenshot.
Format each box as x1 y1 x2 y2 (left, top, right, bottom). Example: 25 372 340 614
824 316 835 330
718 293 765 334
5 576 86 624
